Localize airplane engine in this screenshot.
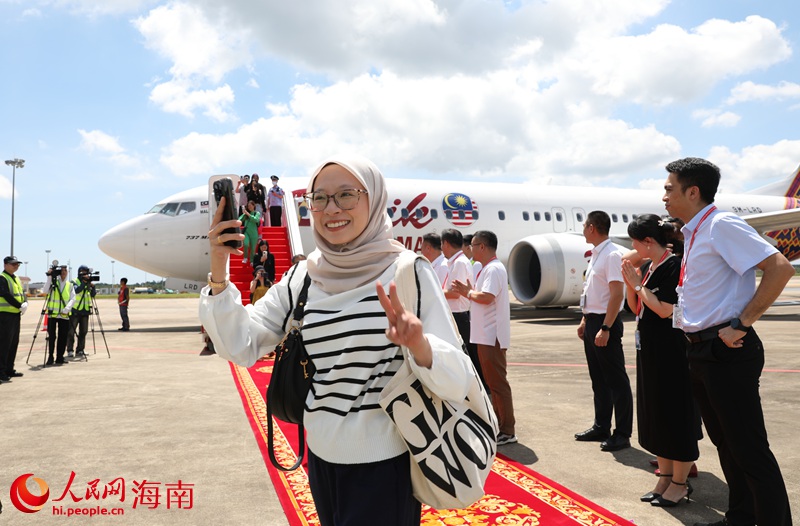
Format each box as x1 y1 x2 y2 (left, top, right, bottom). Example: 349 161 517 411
508 233 591 306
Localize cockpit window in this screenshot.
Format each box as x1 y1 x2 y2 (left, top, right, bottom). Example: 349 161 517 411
159 202 180 217
147 204 165 214
177 202 196 215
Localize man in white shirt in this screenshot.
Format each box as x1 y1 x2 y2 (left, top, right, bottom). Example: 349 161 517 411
453 230 516 446
462 234 482 281
420 233 448 286
42 265 75 365
440 229 486 389
575 211 633 452
664 157 793 526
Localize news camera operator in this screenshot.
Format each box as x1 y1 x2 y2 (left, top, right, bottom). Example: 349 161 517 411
42 264 74 365
67 265 98 359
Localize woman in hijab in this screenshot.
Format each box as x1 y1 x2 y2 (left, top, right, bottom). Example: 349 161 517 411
200 155 473 525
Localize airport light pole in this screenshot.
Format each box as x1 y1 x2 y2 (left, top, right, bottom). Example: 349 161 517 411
23 261 28 293
111 260 115 294
4 158 24 255
45 249 51 273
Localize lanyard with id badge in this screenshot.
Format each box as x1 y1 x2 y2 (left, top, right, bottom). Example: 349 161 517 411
673 206 717 331
634 250 671 350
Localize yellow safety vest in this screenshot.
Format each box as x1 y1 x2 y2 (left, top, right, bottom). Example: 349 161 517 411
47 279 73 319
0 272 24 314
72 279 92 313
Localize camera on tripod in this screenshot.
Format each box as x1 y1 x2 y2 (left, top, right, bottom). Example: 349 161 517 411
79 268 100 282
46 260 66 278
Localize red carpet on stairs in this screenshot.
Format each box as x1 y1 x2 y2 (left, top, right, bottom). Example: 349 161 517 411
231 226 293 305
229 361 637 526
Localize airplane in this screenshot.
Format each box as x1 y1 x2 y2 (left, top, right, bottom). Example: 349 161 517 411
99 166 800 307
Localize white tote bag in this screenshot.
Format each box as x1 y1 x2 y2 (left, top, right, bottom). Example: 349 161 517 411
379 252 498 510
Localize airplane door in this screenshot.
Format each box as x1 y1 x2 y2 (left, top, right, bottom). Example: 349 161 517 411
572 208 586 231
551 207 567 233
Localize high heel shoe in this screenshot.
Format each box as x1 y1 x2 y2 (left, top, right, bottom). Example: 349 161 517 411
640 473 671 502
650 479 692 507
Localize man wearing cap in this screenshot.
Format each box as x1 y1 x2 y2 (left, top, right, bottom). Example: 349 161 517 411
0 256 28 382
42 265 74 365
66 265 97 359
267 175 285 227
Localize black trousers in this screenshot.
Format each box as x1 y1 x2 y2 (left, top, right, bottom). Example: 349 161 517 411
582 314 633 437
269 205 283 227
67 313 90 353
452 311 488 391
47 317 70 360
688 330 791 526
119 305 129 330
307 449 420 526
0 312 21 375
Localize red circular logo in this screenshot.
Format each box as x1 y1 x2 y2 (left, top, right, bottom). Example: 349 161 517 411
10 473 50 513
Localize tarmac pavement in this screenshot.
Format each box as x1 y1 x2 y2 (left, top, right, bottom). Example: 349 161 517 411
1 280 798 525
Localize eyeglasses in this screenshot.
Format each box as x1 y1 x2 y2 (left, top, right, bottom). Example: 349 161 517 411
469 242 484 248
303 189 368 212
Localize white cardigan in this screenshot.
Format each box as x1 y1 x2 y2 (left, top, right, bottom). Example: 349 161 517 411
199 259 472 464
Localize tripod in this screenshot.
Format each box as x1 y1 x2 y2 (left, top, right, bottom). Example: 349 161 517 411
74 295 110 360
26 270 66 367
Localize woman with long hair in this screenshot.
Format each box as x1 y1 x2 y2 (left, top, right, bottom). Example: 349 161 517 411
200 155 474 525
238 200 261 265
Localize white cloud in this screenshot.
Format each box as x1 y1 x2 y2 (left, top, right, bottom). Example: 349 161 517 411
138 2 790 189
692 109 741 128
727 81 800 104
133 2 251 119
708 140 800 193
149 80 235 122
78 129 141 169
0 176 12 199
577 16 791 105
78 129 125 154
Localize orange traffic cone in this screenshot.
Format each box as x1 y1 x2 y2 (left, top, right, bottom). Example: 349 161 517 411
42 313 48 331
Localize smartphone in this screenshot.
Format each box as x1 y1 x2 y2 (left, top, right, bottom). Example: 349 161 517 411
212 177 243 249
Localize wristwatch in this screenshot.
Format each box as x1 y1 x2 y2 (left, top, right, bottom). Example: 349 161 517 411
600 324 610 332
729 317 751 333
633 285 642 292
207 272 229 291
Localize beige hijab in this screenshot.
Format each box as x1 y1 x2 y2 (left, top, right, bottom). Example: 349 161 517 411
305 155 406 294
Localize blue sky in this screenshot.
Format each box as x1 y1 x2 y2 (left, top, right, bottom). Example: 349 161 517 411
1 0 799 284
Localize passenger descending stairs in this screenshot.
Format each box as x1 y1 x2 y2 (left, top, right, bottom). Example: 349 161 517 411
229 226 293 306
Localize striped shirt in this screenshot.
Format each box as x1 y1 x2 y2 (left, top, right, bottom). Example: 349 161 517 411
200 258 472 464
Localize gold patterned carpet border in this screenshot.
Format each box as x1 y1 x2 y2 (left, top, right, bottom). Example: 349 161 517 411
230 362 635 526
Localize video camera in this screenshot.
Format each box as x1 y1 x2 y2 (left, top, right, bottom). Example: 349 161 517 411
79 268 101 282
46 260 67 276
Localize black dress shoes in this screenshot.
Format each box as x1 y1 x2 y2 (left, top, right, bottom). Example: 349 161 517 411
574 426 610 442
640 492 661 502
600 434 631 451
693 520 731 526
9 371 23 377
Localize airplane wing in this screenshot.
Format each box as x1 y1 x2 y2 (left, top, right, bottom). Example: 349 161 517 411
742 207 800 233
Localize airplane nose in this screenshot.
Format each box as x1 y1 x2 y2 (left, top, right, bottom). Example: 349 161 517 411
98 220 137 267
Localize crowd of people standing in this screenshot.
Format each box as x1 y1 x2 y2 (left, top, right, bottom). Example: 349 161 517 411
200 156 792 526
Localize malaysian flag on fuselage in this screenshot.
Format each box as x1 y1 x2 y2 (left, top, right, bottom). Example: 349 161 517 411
442 193 479 227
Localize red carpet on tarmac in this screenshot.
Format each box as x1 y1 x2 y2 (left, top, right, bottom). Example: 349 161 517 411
229 361 636 526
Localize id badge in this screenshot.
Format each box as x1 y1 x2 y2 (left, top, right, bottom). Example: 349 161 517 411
673 287 684 330
579 293 586 310
634 329 641 351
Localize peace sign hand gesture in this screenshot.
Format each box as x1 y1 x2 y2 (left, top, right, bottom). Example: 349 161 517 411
376 281 432 368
